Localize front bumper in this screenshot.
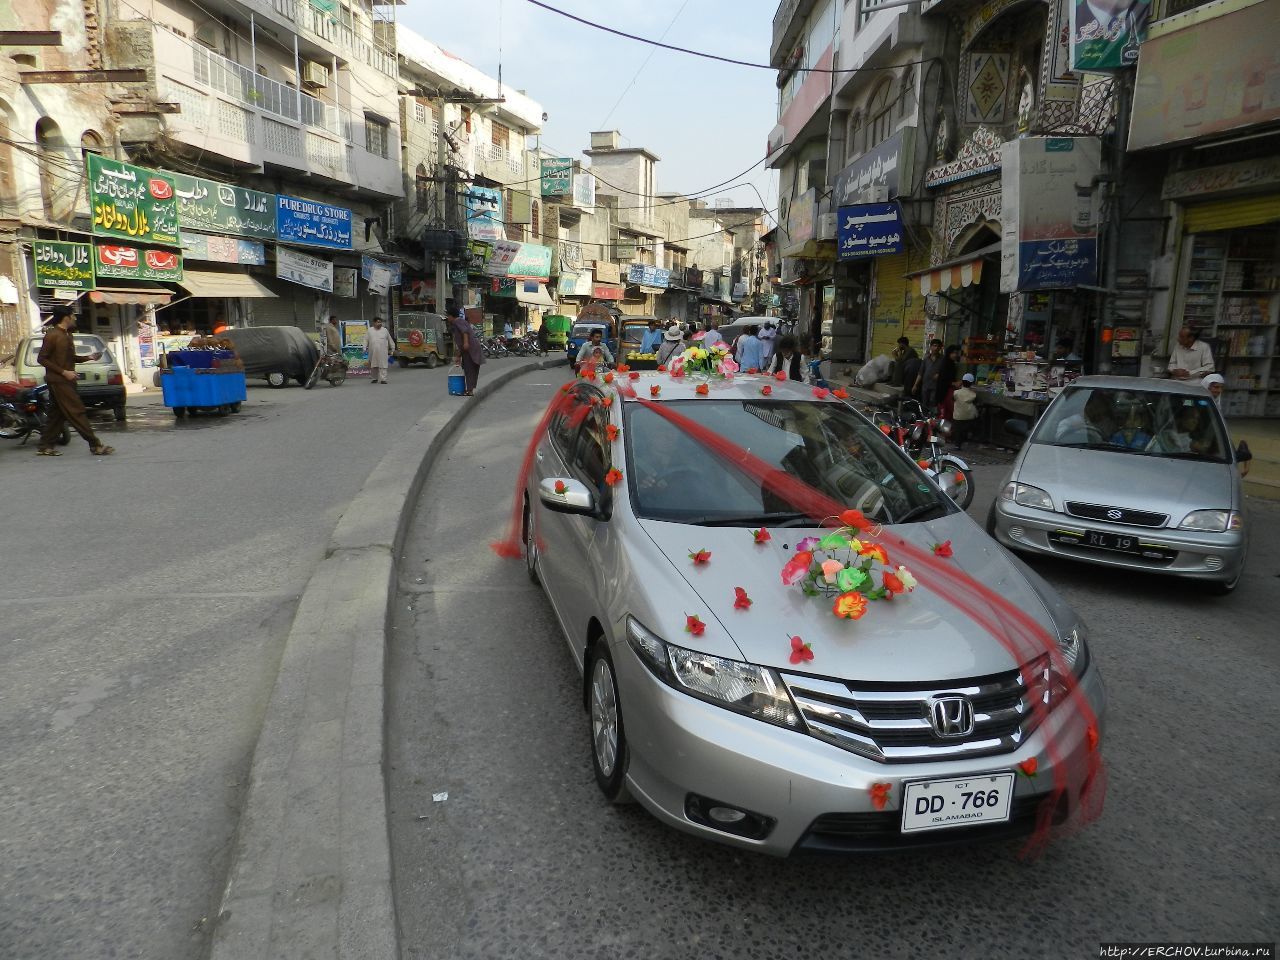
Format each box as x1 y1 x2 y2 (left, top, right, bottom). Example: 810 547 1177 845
992 497 1245 583
613 636 1106 856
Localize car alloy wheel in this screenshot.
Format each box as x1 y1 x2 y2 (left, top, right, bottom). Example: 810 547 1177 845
523 500 539 585
588 646 631 802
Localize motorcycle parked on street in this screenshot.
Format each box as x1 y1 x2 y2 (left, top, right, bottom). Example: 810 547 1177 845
868 398 974 509
304 343 348 389
0 381 69 446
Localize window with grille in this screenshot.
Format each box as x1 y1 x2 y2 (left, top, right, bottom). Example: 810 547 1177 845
414 100 427 125
491 120 509 149
868 80 893 148
365 116 389 158
531 201 540 242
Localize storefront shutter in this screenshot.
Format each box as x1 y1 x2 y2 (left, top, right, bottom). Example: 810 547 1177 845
1182 194 1280 234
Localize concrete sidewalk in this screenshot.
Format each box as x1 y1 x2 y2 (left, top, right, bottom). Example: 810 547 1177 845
208 357 566 960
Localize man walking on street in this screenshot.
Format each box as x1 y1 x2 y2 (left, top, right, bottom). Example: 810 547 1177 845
367 316 393 384
323 315 342 355
448 300 484 396
36 305 113 456
890 336 918 388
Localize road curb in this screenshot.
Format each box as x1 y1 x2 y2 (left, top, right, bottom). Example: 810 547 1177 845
209 356 566 960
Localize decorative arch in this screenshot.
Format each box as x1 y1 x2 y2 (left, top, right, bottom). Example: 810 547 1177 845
35 116 66 221
898 65 916 121
867 79 894 148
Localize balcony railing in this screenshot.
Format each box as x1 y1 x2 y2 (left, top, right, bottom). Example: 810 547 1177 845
191 42 346 136
479 141 525 176
268 0 397 77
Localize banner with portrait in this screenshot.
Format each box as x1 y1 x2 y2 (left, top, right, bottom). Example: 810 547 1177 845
1069 0 1149 71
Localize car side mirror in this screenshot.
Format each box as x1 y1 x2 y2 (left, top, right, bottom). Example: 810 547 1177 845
1005 418 1030 438
539 477 598 517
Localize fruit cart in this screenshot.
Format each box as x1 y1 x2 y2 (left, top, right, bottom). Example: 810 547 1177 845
161 349 247 418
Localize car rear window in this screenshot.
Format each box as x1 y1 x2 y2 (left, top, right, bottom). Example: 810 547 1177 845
23 335 113 366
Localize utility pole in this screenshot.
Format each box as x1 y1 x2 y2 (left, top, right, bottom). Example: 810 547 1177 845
435 98 451 313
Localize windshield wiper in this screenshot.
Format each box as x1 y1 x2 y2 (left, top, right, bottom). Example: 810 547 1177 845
692 511 815 527
891 501 947 525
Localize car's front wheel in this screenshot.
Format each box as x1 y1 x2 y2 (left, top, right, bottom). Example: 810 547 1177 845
266 371 287 388
1204 568 1242 596
523 498 539 585
588 644 632 803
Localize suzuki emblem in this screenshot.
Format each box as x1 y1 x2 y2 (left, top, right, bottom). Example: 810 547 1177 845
930 696 975 738
1106 508 1122 520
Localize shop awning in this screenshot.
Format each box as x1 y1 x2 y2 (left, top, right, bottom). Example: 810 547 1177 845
179 270 278 299
905 243 1001 296
514 283 555 307
88 288 173 306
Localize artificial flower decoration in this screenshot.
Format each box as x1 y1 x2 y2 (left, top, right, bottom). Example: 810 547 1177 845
751 528 771 545
761 385 773 396
1086 725 1100 753
781 550 814 585
868 782 892 811
718 356 739 377
553 480 567 495
747 367 758 375
917 459 932 470
879 423 892 435
813 387 830 399
774 371 786 382
788 635 814 664
797 536 820 553
689 548 712 565
695 383 709 396
932 540 954 558
603 372 614 384
819 532 850 551
821 558 844 583
836 567 867 593
580 367 596 381
601 396 614 408
685 614 706 637
629 371 640 381
1017 758 1039 779
657 364 667 373
839 509 866 528
859 542 889 564
604 468 623 486
560 383 574 393
833 388 849 400
882 570 906 597
650 385 661 397
616 363 630 373
606 424 620 442
895 566 918 591
833 591 869 620
733 587 753 610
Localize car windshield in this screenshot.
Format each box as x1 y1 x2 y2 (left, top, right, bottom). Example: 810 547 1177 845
571 324 607 340
622 326 648 346
1032 386 1231 462
622 399 949 526
24 335 113 365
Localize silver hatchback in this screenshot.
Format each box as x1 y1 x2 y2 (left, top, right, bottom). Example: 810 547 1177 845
523 372 1105 855
988 376 1247 593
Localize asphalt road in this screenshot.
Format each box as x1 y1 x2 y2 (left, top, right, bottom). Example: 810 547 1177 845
0 356 545 960
388 375 1279 960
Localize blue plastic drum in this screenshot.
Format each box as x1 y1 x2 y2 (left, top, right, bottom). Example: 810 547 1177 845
448 373 466 395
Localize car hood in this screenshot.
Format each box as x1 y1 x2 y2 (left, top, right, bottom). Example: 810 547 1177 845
636 514 1057 682
1018 442 1234 515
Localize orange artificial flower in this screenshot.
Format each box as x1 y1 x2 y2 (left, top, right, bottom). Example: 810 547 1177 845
932 540 954 558
1017 757 1039 778
616 363 630 372
603 372 614 384
688 548 712 565
833 591 868 620
606 424 620 442
695 383 709 396
882 570 905 596
601 396 613 408
751 528 771 544
839 509 866 528
859 542 889 564
833 388 848 399
813 387 830 399
868 782 892 811
650 385 661 397
604 468 623 486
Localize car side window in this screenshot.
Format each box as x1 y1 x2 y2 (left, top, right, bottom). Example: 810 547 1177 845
550 385 592 457
573 397 611 490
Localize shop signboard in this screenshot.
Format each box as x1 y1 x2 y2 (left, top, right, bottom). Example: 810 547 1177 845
171 173 276 240
557 271 593 297
333 267 357 298
831 129 915 207
87 153 181 246
837 202 904 259
1129 0 1280 150
32 241 94 290
626 264 671 288
449 266 469 284
1069 0 1149 70
782 187 817 256
93 242 183 282
402 275 435 306
276 246 334 292
276 195 352 250
594 260 620 283
485 240 552 280
592 283 624 300
541 158 573 197
1000 137 1101 293
182 231 265 265
465 187 504 242
572 172 595 210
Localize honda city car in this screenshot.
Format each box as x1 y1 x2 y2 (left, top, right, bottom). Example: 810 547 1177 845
989 376 1247 594
522 371 1105 855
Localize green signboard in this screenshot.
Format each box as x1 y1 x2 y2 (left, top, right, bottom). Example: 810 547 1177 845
32 241 95 290
540 157 572 197
87 153 181 246
171 173 277 240
92 241 184 283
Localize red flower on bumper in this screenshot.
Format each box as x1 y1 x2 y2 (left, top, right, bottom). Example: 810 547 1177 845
695 383 709 396
788 635 813 664
685 614 706 637
868 782 892 811
761 385 772 396
751 528 771 545
1017 758 1039 778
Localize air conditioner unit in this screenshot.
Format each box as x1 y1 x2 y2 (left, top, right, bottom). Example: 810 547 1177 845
819 211 837 240
301 61 329 90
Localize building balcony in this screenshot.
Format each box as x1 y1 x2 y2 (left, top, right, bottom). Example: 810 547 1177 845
771 0 820 65
149 26 401 198
230 0 398 77
475 141 529 184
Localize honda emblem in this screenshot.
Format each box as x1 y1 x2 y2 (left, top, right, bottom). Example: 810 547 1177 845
930 696 975 738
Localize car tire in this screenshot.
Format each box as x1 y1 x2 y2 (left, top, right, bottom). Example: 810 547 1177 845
523 498 540 585
1204 569 1241 596
985 501 998 536
113 404 127 422
425 353 439 369
397 357 411 368
587 644 632 804
173 406 186 419
266 371 287 388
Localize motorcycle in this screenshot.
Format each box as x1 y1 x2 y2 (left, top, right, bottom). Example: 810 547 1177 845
304 344 348 389
0 381 69 446
869 398 974 510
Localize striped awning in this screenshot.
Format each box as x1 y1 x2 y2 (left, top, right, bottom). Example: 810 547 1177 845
906 242 1001 296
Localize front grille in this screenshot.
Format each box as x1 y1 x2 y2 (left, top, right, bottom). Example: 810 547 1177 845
781 659 1051 764
1065 501 1168 527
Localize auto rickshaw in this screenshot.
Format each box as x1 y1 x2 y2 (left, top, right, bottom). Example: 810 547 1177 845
395 311 450 368
566 302 620 368
541 314 572 350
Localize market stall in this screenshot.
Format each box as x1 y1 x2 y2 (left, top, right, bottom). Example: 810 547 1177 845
160 341 247 418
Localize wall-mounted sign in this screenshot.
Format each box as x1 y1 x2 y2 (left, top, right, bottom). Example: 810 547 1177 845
87 153 180 246
541 157 573 197
592 283 624 300
361 255 401 287
593 260 621 283
333 267 358 298
831 129 914 207
276 195 352 250
558 271 593 297
572 172 595 209
626 263 671 288
171 173 276 239
182 231 265 265
93 242 183 282
465 187 504 242
485 240 552 280
1069 0 1149 71
32 241 95 290
276 246 334 292
837 202 904 259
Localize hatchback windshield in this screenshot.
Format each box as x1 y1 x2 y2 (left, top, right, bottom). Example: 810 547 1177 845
623 399 948 525
1033 386 1230 462
24 335 114 366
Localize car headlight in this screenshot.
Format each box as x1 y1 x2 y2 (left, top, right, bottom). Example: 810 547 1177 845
1001 481 1054 510
625 616 802 730
1178 509 1243 532
1057 623 1090 679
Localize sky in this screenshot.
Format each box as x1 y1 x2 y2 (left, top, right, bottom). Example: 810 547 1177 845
400 0 781 224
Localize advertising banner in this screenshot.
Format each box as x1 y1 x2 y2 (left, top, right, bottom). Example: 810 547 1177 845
402 276 435 306
182 231 265 265
341 320 370 376
1000 137 1100 292
1069 0 1149 70
783 187 817 255
594 260 621 283
592 283 624 300
276 246 334 292
87 153 180 246
837 203 904 259
831 129 915 207
557 271 593 297
626 264 671 288
361 254 401 287
276 195 352 250
541 158 573 197
485 240 553 280
172 173 276 239
465 186 504 242
32 241 94 290
572 172 596 209
93 242 184 282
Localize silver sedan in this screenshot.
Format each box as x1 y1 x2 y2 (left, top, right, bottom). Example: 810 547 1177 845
523 372 1105 855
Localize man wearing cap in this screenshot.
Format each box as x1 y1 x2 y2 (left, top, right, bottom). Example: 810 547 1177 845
951 373 980 449
657 324 684 365
1201 373 1224 407
36 305 113 456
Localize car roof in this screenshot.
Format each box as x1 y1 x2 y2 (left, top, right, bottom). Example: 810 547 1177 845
603 371 819 404
1066 375 1214 397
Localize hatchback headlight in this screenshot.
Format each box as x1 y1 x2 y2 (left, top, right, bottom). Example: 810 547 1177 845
625 617 802 729
1001 481 1054 510
1178 510 1243 532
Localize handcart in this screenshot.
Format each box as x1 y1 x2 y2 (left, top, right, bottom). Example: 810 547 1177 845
160 350 247 418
